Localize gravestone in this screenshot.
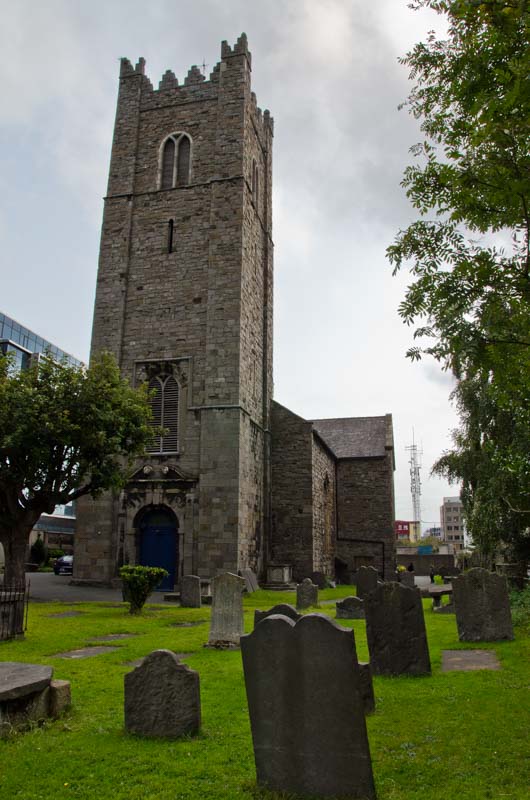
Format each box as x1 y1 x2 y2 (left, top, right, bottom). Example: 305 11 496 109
124 649 200 737
207 572 246 648
355 566 379 600
336 596 365 619
254 603 301 627
0 663 70 737
241 614 375 799
453 568 514 641
296 578 318 610
364 582 431 676
358 662 375 715
181 575 202 608
399 571 415 588
240 568 259 593
310 571 328 589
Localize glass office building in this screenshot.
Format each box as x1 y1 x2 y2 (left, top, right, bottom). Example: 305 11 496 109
0 312 82 370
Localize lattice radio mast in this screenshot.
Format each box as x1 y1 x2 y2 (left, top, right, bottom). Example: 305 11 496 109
405 432 423 539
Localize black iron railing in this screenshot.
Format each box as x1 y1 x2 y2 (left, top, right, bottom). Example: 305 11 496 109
0 582 29 641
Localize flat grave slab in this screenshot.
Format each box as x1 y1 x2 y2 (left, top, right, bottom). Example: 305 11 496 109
0 663 53 701
89 633 138 641
47 611 84 618
169 620 208 628
53 646 119 659
442 649 501 672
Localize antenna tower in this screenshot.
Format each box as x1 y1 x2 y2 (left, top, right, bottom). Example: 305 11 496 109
405 433 423 539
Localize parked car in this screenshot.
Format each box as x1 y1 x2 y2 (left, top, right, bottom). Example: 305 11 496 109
53 555 73 575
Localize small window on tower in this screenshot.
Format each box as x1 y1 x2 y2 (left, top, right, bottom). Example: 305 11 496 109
251 159 259 207
167 219 175 253
159 133 192 189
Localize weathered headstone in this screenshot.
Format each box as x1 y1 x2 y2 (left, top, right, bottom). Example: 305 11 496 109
241 614 375 799
181 575 202 608
336 596 365 619
207 572 246 648
399 571 415 588
453 568 514 641
240 568 259 593
310 571 328 589
254 603 301 627
124 649 200 737
364 582 431 676
296 577 318 610
358 662 375 715
355 566 379 600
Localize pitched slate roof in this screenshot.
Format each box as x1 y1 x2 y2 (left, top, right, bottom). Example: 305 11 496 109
312 415 392 460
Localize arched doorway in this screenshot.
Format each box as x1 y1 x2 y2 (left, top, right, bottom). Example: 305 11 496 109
139 507 178 592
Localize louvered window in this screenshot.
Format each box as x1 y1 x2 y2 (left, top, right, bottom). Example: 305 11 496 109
147 375 179 453
161 138 175 189
159 133 191 189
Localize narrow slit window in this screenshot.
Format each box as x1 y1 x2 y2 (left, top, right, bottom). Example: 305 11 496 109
167 219 174 253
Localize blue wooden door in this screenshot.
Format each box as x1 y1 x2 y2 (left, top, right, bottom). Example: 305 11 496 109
139 511 177 592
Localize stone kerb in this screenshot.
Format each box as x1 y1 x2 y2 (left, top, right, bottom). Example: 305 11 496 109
453 568 514 641
364 582 431 676
241 613 375 799
124 649 201 737
207 572 246 648
181 575 202 608
254 603 302 628
296 578 318 610
336 596 365 619
355 566 379 600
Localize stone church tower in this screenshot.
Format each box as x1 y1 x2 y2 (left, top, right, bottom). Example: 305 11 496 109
74 35 273 589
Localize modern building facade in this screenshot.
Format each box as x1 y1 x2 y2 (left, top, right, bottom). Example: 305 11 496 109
440 496 465 552
0 312 81 372
74 36 396 589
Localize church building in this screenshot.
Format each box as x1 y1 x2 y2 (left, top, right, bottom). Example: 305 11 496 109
74 35 396 591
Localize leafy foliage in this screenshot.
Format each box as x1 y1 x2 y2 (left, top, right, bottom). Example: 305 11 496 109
119 565 169 614
29 536 48 566
388 0 530 562
0 351 153 584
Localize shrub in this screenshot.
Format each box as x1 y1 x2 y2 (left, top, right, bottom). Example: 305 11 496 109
30 536 48 566
48 548 65 560
434 574 444 585
119 565 168 615
510 586 530 633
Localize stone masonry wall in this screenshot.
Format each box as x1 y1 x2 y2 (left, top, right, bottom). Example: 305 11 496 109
336 453 396 580
311 435 336 576
270 402 314 580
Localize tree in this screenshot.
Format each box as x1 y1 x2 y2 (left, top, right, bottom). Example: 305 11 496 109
0 352 153 586
387 1 530 564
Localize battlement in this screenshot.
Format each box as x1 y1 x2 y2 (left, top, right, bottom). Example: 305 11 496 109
118 35 273 134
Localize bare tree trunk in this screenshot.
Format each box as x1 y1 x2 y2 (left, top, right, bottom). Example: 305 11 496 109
2 528 32 587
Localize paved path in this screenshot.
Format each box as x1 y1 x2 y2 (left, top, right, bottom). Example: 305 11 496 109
24 572 165 604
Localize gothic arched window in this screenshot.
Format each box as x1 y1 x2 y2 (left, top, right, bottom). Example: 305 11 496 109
148 374 180 453
160 133 192 189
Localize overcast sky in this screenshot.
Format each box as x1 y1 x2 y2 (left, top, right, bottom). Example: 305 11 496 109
1 0 460 528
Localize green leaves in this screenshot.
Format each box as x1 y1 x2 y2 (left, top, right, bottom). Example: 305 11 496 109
119 565 169 614
390 0 530 564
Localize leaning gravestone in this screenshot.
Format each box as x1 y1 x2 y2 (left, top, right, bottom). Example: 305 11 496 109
240 568 259 593
355 566 379 600
296 577 318 610
181 575 202 608
358 662 375 715
124 649 200 737
364 582 431 676
207 572 246 648
336 596 365 619
241 614 375 799
254 603 301 627
453 568 514 641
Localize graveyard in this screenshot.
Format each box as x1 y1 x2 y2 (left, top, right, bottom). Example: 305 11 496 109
0 584 528 800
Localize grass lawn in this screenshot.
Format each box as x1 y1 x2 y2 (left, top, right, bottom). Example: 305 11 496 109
0 588 529 800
